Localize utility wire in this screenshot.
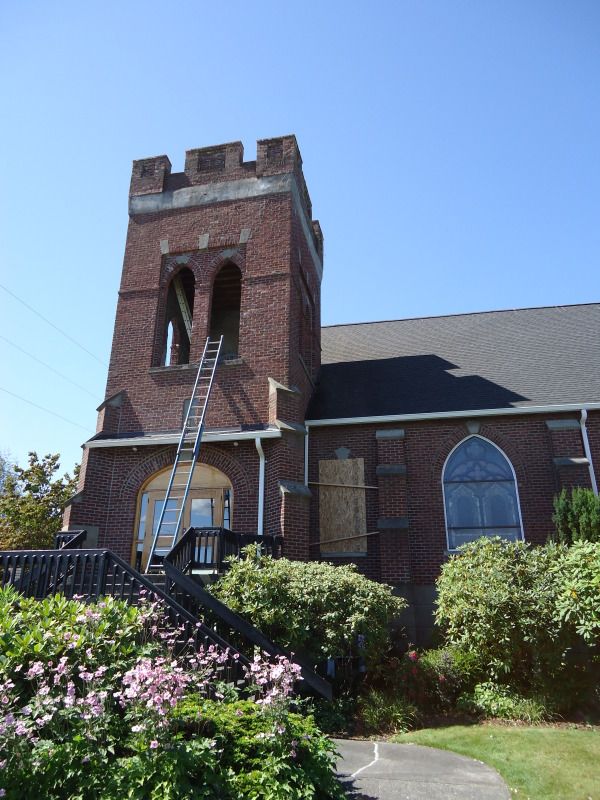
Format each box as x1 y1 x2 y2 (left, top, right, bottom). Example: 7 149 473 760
0 283 108 366
0 335 99 399
0 387 90 432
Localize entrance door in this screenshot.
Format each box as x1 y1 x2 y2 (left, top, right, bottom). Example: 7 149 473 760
133 464 233 570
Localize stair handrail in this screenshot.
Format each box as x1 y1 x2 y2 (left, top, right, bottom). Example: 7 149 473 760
0 547 250 674
101 549 250 666
164 528 332 700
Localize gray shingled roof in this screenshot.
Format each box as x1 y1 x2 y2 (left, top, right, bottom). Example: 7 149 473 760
307 304 600 420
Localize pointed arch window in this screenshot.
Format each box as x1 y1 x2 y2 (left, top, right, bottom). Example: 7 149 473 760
161 268 195 366
209 263 241 358
442 436 524 550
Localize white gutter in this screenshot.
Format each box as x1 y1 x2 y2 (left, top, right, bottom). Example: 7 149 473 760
305 402 600 428
85 428 282 449
580 409 599 495
255 437 266 535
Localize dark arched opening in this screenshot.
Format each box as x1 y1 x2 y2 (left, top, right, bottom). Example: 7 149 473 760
162 268 195 365
209 263 241 357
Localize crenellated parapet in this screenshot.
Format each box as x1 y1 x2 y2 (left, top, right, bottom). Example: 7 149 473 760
128 135 321 264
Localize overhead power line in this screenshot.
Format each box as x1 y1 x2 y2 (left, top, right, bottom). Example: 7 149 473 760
0 282 108 366
0 335 99 399
0 386 90 432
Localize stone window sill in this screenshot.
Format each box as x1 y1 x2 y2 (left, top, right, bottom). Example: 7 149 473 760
149 356 244 374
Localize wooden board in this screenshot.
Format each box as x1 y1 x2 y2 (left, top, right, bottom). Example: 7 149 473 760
318 458 367 553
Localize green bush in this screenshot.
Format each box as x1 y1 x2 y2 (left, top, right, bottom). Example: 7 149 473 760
174 698 344 799
417 647 480 710
309 694 356 735
211 545 406 667
435 538 568 692
356 688 416 734
554 540 600 646
458 682 549 722
0 585 152 679
552 488 600 545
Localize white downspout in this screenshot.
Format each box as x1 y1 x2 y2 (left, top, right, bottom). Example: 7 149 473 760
255 436 265 534
304 427 309 486
580 409 598 495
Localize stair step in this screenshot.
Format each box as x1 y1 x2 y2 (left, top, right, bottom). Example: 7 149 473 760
144 572 167 587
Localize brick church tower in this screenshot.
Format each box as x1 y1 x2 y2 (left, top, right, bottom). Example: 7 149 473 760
64 136 323 566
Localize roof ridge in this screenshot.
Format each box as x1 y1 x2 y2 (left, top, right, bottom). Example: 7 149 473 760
322 301 600 330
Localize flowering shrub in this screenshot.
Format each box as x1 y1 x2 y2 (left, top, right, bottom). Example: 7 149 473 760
244 653 303 712
0 586 343 799
211 545 406 667
394 646 480 711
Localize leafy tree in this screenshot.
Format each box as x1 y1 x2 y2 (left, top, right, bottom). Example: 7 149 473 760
0 450 14 492
0 452 79 550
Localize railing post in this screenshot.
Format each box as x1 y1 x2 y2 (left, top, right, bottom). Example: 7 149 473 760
96 552 108 600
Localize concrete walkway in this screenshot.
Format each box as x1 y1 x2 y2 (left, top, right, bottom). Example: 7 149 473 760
334 738 510 800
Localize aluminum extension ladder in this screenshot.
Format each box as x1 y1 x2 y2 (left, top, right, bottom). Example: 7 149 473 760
145 336 223 571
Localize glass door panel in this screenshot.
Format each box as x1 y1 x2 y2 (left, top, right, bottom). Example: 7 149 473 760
135 487 229 571
190 497 214 527
187 491 222 564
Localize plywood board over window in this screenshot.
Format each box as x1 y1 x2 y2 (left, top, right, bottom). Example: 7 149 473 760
319 458 367 554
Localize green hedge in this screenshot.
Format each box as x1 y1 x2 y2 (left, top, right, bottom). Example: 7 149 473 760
210 545 406 667
434 537 600 710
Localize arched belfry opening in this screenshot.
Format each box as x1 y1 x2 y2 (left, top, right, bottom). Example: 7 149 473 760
209 263 241 358
162 268 195 365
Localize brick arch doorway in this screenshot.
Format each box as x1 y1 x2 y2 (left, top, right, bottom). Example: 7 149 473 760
132 463 233 570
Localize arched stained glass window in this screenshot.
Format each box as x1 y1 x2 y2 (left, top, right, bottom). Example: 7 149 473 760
442 436 524 550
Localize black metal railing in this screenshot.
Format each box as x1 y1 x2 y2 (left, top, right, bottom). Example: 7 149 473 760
164 528 331 700
166 526 283 575
0 547 249 687
55 530 88 549
0 529 331 699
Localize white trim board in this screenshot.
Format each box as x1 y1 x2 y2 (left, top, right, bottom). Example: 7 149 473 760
85 428 282 449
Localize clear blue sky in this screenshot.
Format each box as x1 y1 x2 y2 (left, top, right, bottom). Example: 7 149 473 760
1 0 599 474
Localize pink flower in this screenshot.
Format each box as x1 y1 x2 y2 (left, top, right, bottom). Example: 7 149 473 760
149 740 159 749
25 661 45 679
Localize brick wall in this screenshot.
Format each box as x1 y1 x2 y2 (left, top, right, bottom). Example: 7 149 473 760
308 411 600 587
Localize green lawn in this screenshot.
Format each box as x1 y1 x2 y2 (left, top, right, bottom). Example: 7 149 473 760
393 725 600 800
